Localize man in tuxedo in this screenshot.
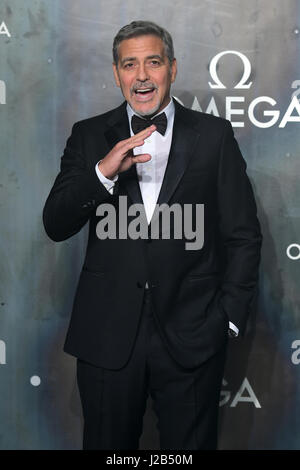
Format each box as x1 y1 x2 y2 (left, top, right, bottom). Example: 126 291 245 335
43 20 262 450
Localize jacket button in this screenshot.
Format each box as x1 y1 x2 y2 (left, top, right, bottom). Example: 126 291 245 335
136 281 143 288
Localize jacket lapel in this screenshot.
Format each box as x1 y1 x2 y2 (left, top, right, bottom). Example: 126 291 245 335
151 99 200 224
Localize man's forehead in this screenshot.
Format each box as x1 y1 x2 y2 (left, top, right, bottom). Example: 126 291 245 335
117 35 166 59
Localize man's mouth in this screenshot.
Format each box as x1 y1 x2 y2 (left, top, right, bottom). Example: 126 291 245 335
133 87 156 101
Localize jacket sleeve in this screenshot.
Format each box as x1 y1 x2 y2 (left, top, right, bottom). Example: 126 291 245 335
43 122 113 242
217 120 262 334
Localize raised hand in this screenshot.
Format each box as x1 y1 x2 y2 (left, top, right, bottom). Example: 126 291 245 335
98 125 156 179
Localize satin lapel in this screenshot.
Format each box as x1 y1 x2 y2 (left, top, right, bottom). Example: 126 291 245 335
150 101 200 225
104 102 144 206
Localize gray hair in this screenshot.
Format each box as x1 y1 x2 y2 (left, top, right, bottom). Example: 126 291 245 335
113 20 174 66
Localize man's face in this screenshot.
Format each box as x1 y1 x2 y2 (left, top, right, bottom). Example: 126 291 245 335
113 34 177 117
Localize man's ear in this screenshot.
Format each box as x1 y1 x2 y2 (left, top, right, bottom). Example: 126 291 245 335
113 63 121 88
170 58 177 84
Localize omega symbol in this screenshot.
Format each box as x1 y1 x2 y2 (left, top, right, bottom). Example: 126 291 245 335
209 50 252 90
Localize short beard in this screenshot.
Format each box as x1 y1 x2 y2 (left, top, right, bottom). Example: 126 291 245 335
129 83 161 118
131 101 162 118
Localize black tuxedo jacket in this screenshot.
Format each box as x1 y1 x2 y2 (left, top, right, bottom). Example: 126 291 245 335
43 99 262 369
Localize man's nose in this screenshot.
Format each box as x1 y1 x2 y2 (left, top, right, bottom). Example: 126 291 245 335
136 64 149 81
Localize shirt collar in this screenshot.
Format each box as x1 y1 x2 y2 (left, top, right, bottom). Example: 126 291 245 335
127 97 175 135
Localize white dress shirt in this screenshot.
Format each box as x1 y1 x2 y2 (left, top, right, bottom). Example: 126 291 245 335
95 97 238 337
127 99 174 223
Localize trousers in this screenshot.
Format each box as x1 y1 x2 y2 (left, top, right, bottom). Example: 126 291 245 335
76 288 227 450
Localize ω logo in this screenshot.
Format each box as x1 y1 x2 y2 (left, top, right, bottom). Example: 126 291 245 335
209 50 252 90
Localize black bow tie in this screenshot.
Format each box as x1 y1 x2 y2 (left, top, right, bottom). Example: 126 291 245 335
131 112 167 136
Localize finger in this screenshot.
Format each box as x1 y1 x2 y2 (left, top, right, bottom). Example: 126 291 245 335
119 125 156 154
131 153 152 163
121 138 149 153
124 125 156 145
134 124 156 138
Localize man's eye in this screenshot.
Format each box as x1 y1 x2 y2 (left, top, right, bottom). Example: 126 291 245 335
124 63 133 68
150 60 160 66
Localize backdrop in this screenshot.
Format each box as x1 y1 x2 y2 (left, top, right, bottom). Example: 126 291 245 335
0 0 300 450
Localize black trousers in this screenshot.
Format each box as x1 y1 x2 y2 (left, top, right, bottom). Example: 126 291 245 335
76 289 227 450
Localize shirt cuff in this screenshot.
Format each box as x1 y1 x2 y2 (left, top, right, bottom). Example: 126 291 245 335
229 321 239 337
95 160 118 194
